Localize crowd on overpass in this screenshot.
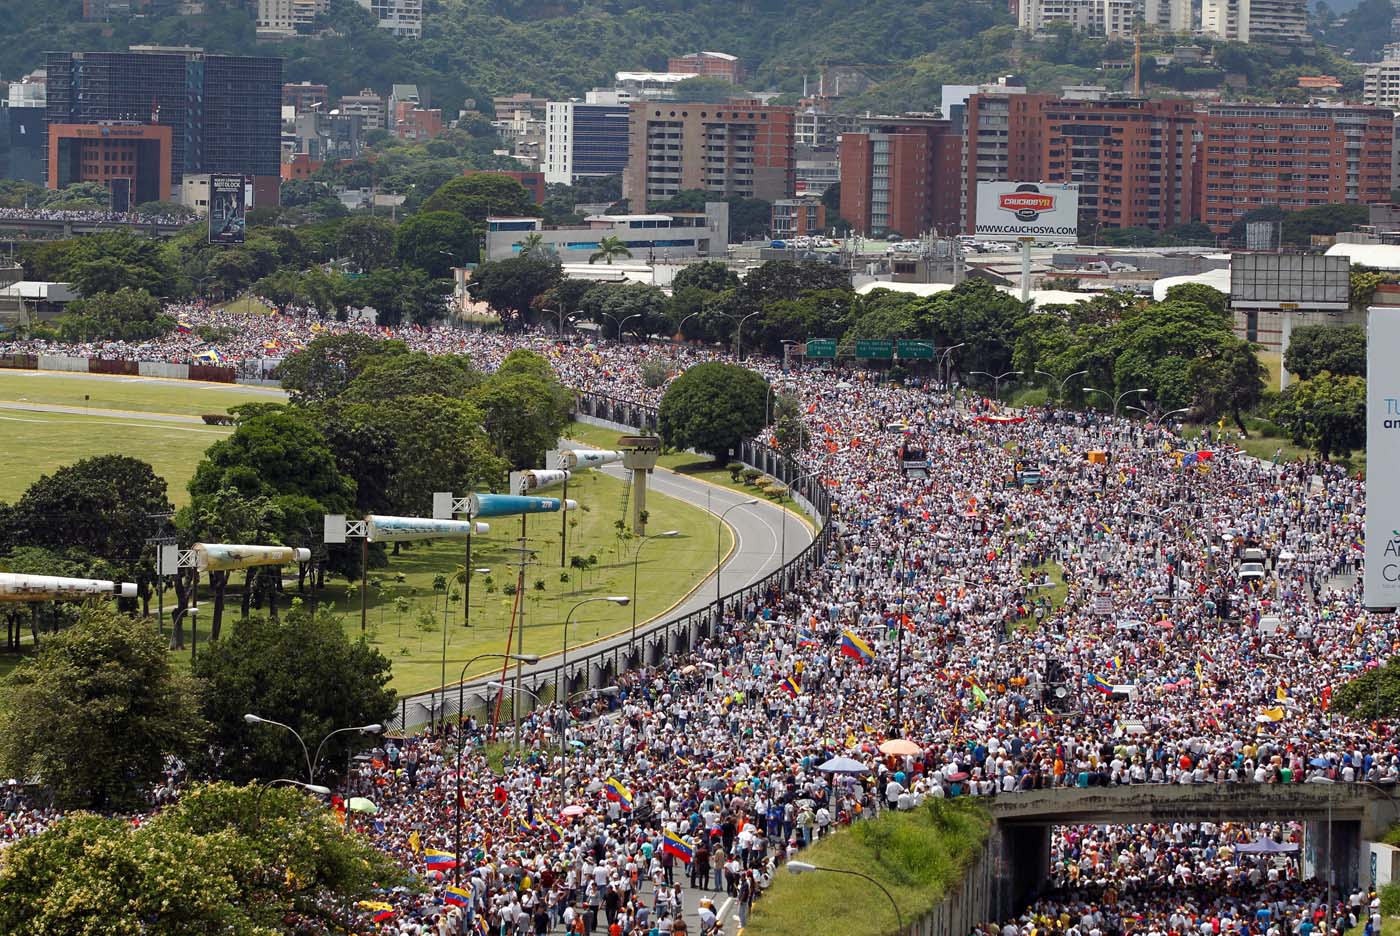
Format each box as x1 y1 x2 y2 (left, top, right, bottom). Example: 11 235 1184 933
0 206 190 225
0 304 1396 936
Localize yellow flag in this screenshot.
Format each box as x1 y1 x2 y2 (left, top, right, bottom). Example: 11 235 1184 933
1276 686 1288 702
408 829 421 855
1262 707 1285 722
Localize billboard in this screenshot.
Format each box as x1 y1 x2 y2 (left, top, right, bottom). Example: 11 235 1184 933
974 182 1079 244
208 173 247 245
1365 308 1400 608
1230 254 1350 310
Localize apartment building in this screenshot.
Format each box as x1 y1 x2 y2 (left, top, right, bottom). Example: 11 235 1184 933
667 52 743 84
1197 103 1394 233
256 0 325 38
1200 0 1306 43
838 115 963 237
356 0 422 38
544 101 630 185
1364 59 1400 108
1143 0 1193 31
771 197 826 238
1017 0 1136 38
624 101 795 205
339 90 385 131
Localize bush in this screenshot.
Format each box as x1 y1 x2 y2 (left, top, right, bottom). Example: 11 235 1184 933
727 462 744 482
741 467 762 485
639 358 669 389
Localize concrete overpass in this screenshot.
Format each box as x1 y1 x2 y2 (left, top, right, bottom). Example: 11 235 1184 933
982 784 1400 920
0 216 190 241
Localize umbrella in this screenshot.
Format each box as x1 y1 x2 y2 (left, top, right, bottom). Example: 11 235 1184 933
947 771 970 782
347 797 378 815
1309 757 1332 768
817 756 869 774
585 780 603 793
878 739 922 756
699 778 727 790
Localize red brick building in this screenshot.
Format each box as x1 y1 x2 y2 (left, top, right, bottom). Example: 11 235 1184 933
838 115 962 237
1196 103 1394 234
771 197 826 237
667 52 743 84
47 122 173 207
624 101 794 206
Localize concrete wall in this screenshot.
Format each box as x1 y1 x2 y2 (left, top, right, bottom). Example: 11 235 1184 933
908 838 999 936
138 361 191 379
36 354 87 372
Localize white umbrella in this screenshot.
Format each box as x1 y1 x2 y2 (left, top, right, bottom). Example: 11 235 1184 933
817 756 869 774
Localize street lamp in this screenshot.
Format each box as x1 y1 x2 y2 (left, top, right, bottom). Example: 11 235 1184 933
970 369 1023 402
1034 368 1088 401
1124 405 1191 424
786 861 903 933
1082 386 1149 418
718 310 762 361
632 531 677 651
601 312 642 343
937 343 965 387
717 500 760 614
562 595 630 683
675 311 700 340
452 651 538 882
242 714 382 785
253 778 331 830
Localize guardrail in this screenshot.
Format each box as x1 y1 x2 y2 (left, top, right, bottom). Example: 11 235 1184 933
387 389 837 732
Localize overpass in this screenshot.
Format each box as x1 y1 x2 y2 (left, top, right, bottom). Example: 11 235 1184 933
980 784 1400 921
0 216 190 241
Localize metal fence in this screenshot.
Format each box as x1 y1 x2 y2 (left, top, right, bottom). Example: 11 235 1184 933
387 389 837 732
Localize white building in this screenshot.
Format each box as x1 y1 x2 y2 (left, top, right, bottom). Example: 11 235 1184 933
483 207 729 262
1017 0 1136 37
1365 60 1400 108
1200 0 1306 43
1144 0 1192 31
256 0 324 37
543 101 630 185
356 0 422 38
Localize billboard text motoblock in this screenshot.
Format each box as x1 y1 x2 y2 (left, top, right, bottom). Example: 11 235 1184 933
1366 308 1400 607
974 182 1079 244
208 173 247 245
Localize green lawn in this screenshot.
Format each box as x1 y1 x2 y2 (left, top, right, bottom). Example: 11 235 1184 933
0 370 284 417
1014 561 1067 631
164 467 730 695
745 801 989 936
0 407 231 505
565 421 814 533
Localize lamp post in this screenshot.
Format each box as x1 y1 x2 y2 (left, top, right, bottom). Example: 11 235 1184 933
1034 368 1088 402
717 500 760 616
970 369 1023 402
557 685 621 809
786 861 903 934
243 714 381 786
1082 386 1149 418
632 532 677 652
718 310 762 361
253 778 331 830
452 652 538 882
601 312 642 343
563 595 630 684
675 311 700 341
485 681 543 759
937 343 965 388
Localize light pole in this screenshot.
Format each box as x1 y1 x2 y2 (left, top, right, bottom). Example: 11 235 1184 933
557 685 621 808
632 531 677 652
311 722 382 787
719 310 762 361
970 369 1023 403
601 312 642 343
253 778 331 830
786 861 903 933
563 595 630 684
1123 405 1191 424
937 343 965 388
717 500 760 616
1082 386 1149 418
485 681 543 758
243 714 381 785
1034 368 1088 402
453 651 538 882
675 311 700 341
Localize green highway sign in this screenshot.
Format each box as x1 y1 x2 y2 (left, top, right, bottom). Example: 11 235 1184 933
803 339 837 358
896 340 934 359
855 339 894 359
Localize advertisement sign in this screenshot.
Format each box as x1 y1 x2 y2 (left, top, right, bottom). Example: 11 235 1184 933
1365 308 1400 607
194 544 311 573
366 516 490 543
208 173 247 245
974 182 1079 244
0 573 136 603
468 493 578 519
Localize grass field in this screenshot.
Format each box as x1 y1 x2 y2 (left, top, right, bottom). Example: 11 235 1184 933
1014 561 1067 630
0 370 283 417
164 466 730 694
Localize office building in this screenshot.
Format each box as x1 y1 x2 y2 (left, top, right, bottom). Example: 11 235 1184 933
794 147 839 197
624 101 795 205
771 197 826 238
1200 0 1307 43
483 205 728 261
543 101 630 185
1197 103 1394 233
0 107 49 183
839 114 963 237
667 52 743 84
7 71 46 108
961 93 1050 231
356 0 422 38
48 123 174 207
45 47 282 206
1017 0 1135 37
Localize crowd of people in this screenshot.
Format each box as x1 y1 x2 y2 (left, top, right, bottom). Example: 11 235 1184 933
0 206 191 225
1 302 1396 936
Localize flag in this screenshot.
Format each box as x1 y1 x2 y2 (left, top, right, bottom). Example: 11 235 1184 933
1321 686 1333 710
407 829 421 855
1085 673 1114 694
1261 706 1285 722
1200 650 1215 663
424 849 457 870
547 821 564 843
1352 537 1364 551
1093 520 1113 535
516 816 536 835
373 908 395 923
603 777 633 810
1108 656 1121 671
839 629 875 663
176 321 193 334
780 676 801 696
444 886 471 908
663 829 694 864
971 684 989 706
474 916 490 936
1276 686 1288 702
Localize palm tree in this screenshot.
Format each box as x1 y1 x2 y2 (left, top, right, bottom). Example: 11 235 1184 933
518 232 546 257
589 235 632 265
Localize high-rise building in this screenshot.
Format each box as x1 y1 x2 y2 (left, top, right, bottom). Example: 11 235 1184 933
543 101 630 185
1200 0 1306 43
838 115 963 237
257 0 325 38
1017 0 1135 37
1364 59 1400 109
624 101 795 205
667 52 744 84
356 0 422 38
1197 103 1394 233
1144 0 1193 31
45 47 282 206
961 93 1050 231
340 90 386 131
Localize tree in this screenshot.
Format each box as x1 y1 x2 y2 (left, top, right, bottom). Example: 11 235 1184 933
727 196 773 241
395 209 477 276
279 332 405 404
1330 656 1400 722
420 174 538 225
1284 324 1366 380
0 782 401 934
191 605 395 785
28 229 177 297
471 351 572 469
1188 336 1267 434
469 255 562 325
189 411 355 513
738 260 852 309
335 215 397 273
340 350 483 403
592 282 669 338
1271 371 1367 461
590 234 632 265
671 260 740 294
353 266 451 327
1164 283 1228 317
658 362 769 462
0 606 202 809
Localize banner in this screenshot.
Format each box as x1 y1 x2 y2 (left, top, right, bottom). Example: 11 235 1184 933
208 174 247 245
1365 308 1400 606
974 182 1079 244
194 544 311 573
468 493 577 518
0 573 136 603
366 516 490 543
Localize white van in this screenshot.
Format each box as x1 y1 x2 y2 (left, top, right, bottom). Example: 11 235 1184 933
1239 562 1266 582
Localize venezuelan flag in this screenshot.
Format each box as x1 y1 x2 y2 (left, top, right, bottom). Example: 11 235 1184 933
1085 673 1114 694
780 676 801 696
840 629 875 663
1093 520 1113 535
603 777 633 809
444 886 471 908
424 848 457 870
516 816 536 835
663 829 694 864
547 820 564 843
176 320 193 334
1276 686 1288 702
373 908 395 923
